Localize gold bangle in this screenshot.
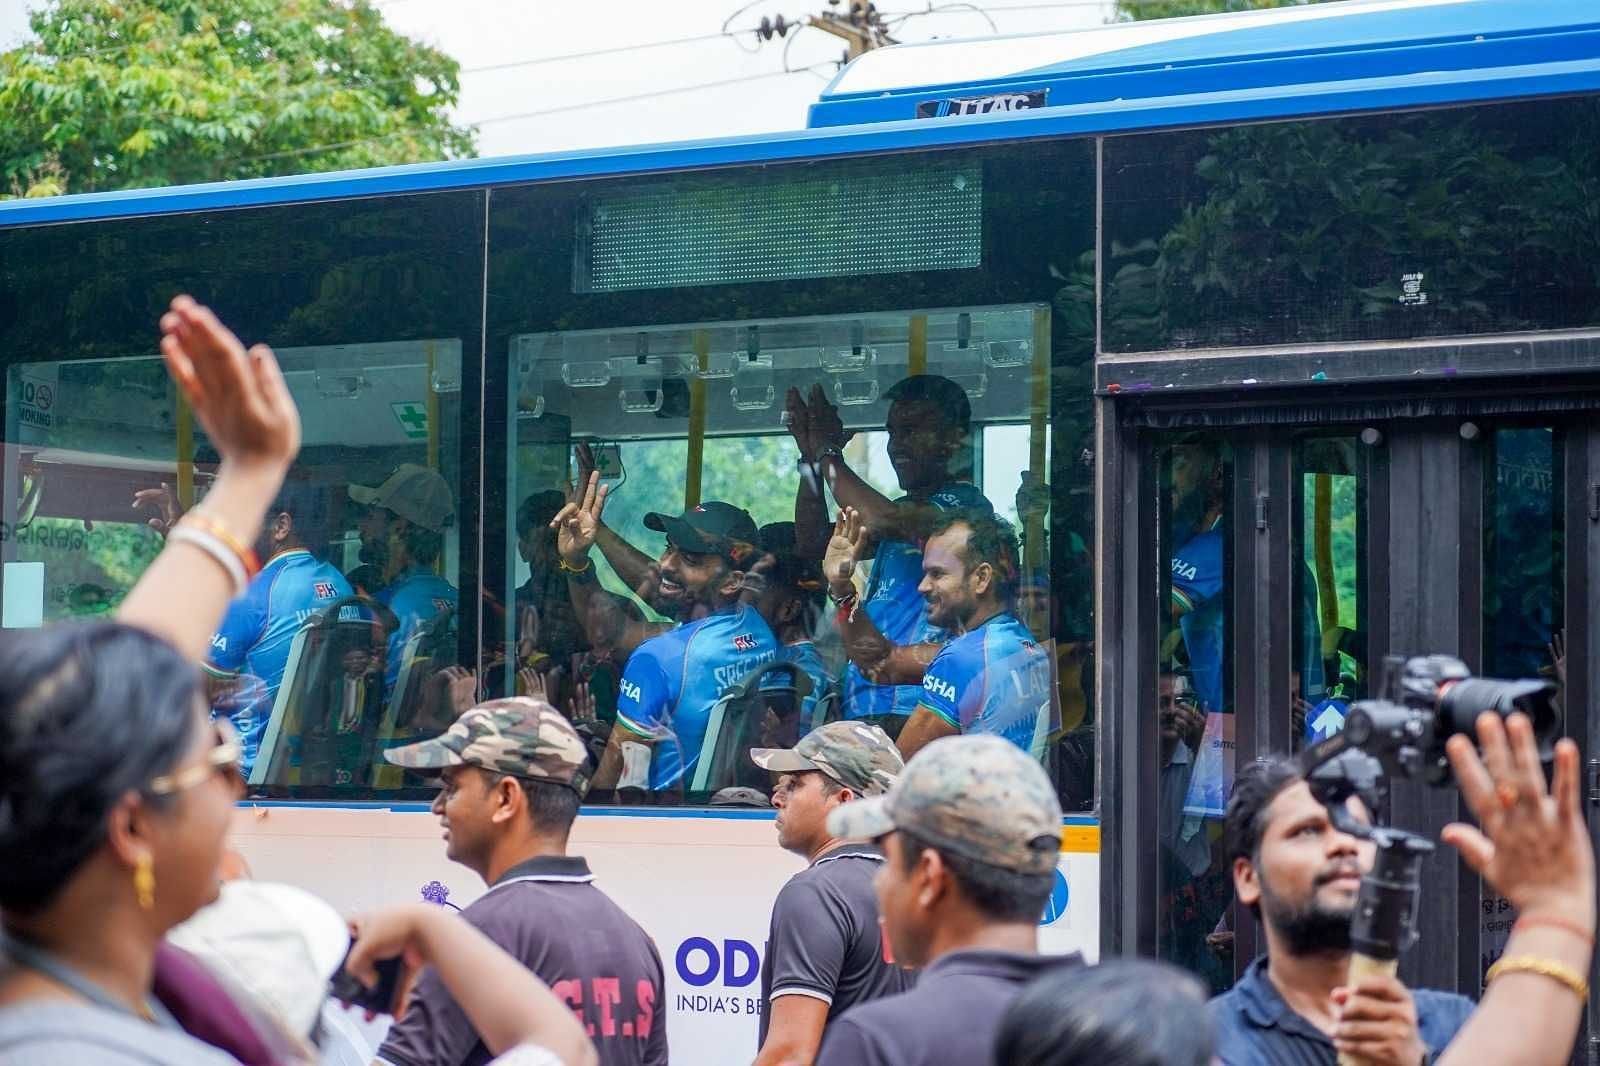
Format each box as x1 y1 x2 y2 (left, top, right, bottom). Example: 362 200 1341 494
182 511 262 577
1485 955 1590 1000
558 555 592 575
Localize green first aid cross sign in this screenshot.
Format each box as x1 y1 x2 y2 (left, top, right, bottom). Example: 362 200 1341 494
392 402 429 440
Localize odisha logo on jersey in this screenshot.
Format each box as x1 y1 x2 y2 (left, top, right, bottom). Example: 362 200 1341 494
923 675 957 702
314 581 337 598
732 634 758 652
1171 558 1199 581
619 679 643 703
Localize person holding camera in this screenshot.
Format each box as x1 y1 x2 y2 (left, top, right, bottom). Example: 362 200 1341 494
1209 755 1473 1064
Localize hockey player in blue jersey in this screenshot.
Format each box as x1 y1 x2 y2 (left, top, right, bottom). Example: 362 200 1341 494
204 482 353 775
784 375 994 736
347 464 459 694
823 505 1053 761
552 475 779 795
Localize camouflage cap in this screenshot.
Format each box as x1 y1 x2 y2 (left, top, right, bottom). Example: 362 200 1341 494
383 697 590 795
826 735 1062 875
750 721 902 797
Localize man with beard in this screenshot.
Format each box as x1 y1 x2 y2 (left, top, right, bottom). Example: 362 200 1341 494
203 481 353 776
824 506 1051 761
1209 755 1473 1064
785 375 993 737
553 475 779 794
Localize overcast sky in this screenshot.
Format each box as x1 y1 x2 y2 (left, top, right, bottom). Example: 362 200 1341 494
0 0 1116 159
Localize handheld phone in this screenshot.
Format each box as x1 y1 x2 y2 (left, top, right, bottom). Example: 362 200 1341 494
327 945 404 1015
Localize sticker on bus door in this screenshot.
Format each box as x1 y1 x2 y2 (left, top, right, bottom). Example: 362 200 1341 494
916 90 1048 119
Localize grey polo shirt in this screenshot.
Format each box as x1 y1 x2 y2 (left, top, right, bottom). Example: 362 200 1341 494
757 842 914 1047
815 948 1084 1066
378 855 667 1066
1209 956 1475 1065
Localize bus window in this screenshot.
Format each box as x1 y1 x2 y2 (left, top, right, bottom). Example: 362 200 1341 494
0 189 483 800
1293 436 1369 752
1156 434 1235 995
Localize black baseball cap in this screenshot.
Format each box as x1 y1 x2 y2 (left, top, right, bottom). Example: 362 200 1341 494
883 373 972 433
644 501 760 566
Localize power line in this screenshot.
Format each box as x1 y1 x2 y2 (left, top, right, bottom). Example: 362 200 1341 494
232 64 833 167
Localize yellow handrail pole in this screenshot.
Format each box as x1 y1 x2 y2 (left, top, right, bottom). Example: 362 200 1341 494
686 331 709 508
175 391 195 511
1313 471 1338 653
908 314 927 378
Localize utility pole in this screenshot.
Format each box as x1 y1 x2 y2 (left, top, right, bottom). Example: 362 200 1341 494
749 1 896 63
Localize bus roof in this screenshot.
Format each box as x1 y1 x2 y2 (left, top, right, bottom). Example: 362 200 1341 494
810 0 1600 125
0 0 1595 229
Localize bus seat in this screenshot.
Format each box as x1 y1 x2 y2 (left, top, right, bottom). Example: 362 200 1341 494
687 660 813 799
808 687 840 734
248 596 397 791
371 606 460 788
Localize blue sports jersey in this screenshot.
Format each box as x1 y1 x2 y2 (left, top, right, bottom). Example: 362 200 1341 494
1171 524 1226 713
615 604 779 790
378 568 459 692
206 550 354 773
842 483 993 720
916 612 1052 754
774 640 833 733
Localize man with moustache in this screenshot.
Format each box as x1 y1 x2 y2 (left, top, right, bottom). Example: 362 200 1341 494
1209 755 1474 1064
750 722 911 1066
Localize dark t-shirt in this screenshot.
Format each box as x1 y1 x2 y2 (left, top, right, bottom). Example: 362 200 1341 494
814 948 1084 1066
757 843 915 1047
1208 956 1475 1066
377 855 667 1066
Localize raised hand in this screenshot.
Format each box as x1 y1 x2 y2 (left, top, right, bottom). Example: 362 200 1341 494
568 679 597 726
549 471 608 567
824 507 868 592
1442 713 1594 928
132 482 182 536
158 295 299 474
784 386 816 458
807 382 848 452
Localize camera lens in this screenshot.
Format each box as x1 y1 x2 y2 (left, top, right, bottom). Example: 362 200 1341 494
1436 677 1560 758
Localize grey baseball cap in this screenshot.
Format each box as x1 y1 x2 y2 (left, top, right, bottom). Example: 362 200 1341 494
826 735 1062 875
751 720 903 797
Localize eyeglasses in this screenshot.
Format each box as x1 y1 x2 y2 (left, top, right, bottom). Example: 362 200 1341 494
149 718 244 796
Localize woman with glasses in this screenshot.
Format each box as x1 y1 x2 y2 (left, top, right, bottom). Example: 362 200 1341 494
0 298 298 1064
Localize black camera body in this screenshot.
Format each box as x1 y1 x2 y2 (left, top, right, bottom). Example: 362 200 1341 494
1325 654 1558 786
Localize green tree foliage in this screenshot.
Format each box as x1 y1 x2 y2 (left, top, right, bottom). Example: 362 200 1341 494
1117 0 1324 21
0 0 475 198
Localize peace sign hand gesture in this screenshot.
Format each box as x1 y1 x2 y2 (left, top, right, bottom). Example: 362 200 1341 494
549 471 609 569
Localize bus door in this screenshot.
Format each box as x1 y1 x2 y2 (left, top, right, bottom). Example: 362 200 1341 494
1107 406 1600 1007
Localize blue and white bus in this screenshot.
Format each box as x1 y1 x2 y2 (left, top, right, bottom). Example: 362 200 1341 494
2 0 1598 1056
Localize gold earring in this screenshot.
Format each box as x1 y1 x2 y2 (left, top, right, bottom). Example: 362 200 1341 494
133 854 156 911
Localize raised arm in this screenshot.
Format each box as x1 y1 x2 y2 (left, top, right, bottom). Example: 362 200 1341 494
552 473 665 661
573 444 664 603
824 508 940 687
346 904 596 1066
785 387 837 561
1431 713 1594 1066
117 297 298 662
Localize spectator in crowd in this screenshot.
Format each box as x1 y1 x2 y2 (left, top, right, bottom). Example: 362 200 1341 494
1210 755 1473 1063
0 296 301 1065
555 478 778 794
786 375 994 737
824 507 1052 760
815 735 1080 1065
347 464 459 692
376 698 666 1066
1157 671 1209 882
995 958 1215 1066
202 481 355 777
750 722 910 1066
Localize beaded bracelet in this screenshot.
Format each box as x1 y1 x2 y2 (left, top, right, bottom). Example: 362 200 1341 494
168 526 249 596
1485 955 1589 1000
